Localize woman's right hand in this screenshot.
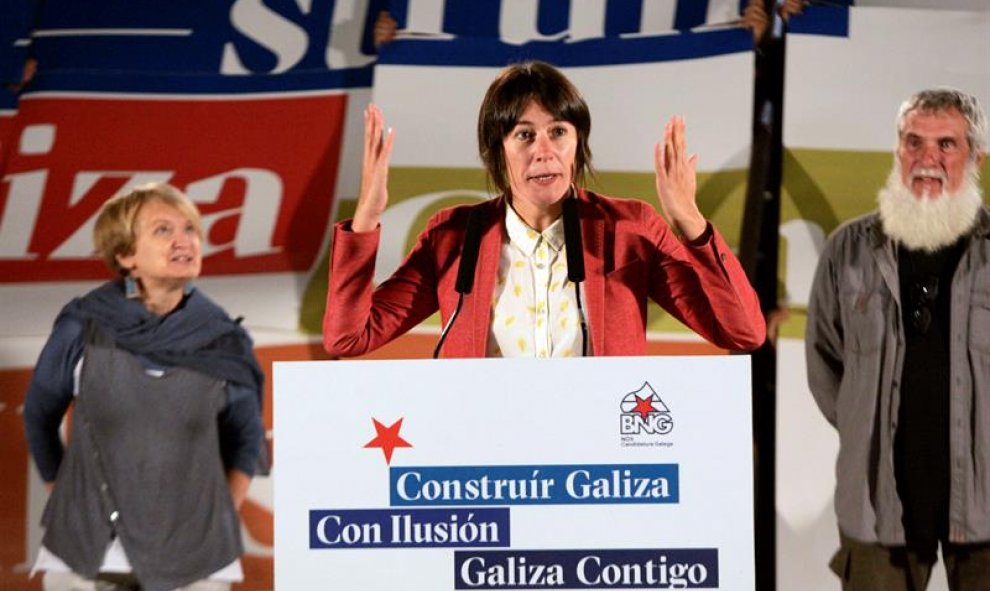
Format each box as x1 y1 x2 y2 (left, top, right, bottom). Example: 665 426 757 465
352 103 395 232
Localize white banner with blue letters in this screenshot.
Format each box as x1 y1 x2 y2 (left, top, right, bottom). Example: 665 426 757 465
274 355 754 589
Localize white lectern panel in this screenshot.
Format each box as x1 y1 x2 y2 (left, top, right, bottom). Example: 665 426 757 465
275 356 753 590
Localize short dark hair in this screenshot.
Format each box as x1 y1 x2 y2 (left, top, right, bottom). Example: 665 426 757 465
477 61 593 196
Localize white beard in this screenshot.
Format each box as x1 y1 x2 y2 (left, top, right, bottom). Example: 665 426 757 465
877 162 984 252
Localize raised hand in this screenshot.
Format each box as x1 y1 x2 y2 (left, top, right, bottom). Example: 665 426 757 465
352 103 395 232
741 0 806 42
654 116 706 241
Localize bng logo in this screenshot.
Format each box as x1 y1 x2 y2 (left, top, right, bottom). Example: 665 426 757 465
620 382 673 443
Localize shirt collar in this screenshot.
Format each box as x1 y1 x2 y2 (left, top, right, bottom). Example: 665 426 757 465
505 203 566 255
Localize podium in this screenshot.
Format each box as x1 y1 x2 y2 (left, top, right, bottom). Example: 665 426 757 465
274 356 754 589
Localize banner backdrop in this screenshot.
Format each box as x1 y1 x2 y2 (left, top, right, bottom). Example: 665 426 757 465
1 2 987 591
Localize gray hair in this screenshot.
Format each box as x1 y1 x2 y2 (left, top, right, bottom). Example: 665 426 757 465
897 88 987 157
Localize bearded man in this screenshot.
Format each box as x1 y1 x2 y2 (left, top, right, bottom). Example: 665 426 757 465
806 88 989 591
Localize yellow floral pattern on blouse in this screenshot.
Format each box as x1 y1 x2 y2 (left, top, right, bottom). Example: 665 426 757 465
487 204 582 357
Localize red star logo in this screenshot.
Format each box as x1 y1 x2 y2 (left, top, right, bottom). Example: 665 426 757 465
633 395 657 420
364 417 413 465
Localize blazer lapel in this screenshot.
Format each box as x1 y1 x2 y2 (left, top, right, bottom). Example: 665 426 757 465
577 191 606 356
466 200 504 357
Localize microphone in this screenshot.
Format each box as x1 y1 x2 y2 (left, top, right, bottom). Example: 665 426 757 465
435 208 485 358
562 197 585 283
561 194 588 356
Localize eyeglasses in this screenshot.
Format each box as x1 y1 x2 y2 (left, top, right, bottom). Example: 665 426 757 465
909 276 939 335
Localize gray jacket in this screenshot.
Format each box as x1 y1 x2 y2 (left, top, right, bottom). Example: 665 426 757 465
805 206 990 545
42 326 243 591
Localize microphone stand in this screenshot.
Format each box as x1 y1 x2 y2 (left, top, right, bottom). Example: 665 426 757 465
562 192 588 357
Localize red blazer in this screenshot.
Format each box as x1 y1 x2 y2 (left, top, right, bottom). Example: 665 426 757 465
323 189 765 358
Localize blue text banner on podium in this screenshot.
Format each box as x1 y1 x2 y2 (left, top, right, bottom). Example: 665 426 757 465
274 356 754 589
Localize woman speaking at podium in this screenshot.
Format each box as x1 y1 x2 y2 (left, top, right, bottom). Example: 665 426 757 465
323 61 765 359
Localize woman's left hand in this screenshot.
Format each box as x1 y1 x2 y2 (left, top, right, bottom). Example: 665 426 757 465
654 116 707 241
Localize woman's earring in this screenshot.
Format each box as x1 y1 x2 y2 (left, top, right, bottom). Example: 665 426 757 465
124 275 140 299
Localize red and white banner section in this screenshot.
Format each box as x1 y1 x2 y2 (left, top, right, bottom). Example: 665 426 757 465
275 355 754 589
0 93 346 282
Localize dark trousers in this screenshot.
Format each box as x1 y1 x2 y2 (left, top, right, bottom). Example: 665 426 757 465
830 532 990 591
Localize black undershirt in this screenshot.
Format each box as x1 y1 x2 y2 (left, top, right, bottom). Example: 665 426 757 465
895 240 964 557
